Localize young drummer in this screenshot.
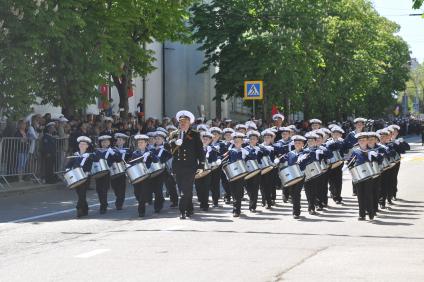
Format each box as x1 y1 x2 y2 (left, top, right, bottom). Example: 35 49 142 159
377 129 397 208
65 136 94 218
259 129 278 209
149 130 172 213
227 132 248 217
326 126 347 204
130 134 158 217
209 127 225 207
221 128 235 204
367 132 384 214
93 135 120 214
284 135 308 218
347 132 376 221
274 127 293 203
244 130 263 212
314 129 333 209
111 133 131 210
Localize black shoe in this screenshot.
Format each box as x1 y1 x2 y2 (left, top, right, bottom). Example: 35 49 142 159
358 217 366 221
283 196 288 203
139 212 145 217
309 210 316 215
249 209 256 213
369 213 375 220
336 201 342 205
82 209 88 216
154 209 161 214
380 204 386 209
317 206 323 211
76 209 85 218
213 204 219 208
271 200 276 206
186 211 193 217
170 203 178 208
116 206 123 211
225 199 232 204
352 193 357 196
233 212 240 217
202 207 208 212
393 196 397 201
261 202 266 207
180 213 186 219
388 200 393 205
265 205 271 210
293 215 300 219
100 208 107 215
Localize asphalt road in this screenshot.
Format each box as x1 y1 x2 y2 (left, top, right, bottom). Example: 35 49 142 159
1 139 423 282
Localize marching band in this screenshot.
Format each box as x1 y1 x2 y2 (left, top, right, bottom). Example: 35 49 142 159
64 111 410 221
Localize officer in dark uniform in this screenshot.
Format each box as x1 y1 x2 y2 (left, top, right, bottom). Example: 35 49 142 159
271 114 285 142
41 122 58 184
169 110 205 219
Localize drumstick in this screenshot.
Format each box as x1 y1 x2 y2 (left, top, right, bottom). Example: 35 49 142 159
128 156 144 163
343 155 357 171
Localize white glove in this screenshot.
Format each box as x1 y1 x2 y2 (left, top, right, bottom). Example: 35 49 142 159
175 139 183 146
398 138 404 143
241 148 249 159
368 151 377 161
82 153 90 158
65 168 70 172
216 159 222 166
107 148 115 155
273 158 280 165
316 149 323 155
267 146 274 151
395 140 400 145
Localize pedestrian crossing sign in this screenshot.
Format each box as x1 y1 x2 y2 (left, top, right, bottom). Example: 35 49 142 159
244 81 263 100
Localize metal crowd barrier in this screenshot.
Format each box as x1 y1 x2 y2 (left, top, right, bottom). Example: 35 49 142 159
0 137 42 189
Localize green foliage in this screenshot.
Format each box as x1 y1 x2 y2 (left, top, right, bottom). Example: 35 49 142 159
191 0 411 121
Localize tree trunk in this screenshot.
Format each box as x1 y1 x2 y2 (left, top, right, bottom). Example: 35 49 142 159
112 72 129 119
303 92 310 121
215 93 222 119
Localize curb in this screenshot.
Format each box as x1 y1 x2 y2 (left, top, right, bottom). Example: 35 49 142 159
0 182 66 198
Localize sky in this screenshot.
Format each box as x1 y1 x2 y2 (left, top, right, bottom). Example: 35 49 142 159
373 0 424 63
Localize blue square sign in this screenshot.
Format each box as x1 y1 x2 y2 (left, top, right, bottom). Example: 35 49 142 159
244 81 263 100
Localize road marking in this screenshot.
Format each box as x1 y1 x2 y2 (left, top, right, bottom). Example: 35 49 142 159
74 249 110 258
163 225 185 232
7 196 136 224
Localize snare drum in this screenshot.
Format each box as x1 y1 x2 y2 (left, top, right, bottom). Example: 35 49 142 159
350 162 375 184
371 161 381 178
109 162 126 178
329 150 344 169
64 167 88 189
380 157 390 171
149 162 166 178
304 161 324 182
244 159 261 180
279 164 304 187
195 162 212 179
126 162 150 184
223 160 248 182
260 156 274 175
320 159 330 172
91 159 110 179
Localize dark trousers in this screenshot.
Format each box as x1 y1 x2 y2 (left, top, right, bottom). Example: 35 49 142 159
261 171 274 207
245 174 261 210
282 185 290 201
150 173 165 212
392 162 400 198
304 176 320 211
44 154 57 184
110 174 126 209
230 178 244 213
210 168 221 205
379 169 391 207
370 175 381 212
164 170 178 205
355 179 374 218
95 174 110 210
328 165 343 202
195 174 211 209
75 178 90 212
317 172 329 207
272 169 280 201
134 178 152 214
387 165 398 202
221 171 231 202
289 181 303 216
175 167 196 214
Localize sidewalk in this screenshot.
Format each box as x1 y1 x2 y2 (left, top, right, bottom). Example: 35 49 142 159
0 181 65 198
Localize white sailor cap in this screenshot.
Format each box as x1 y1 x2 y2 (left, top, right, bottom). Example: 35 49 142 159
58 115 68 122
146 131 156 137
46 122 56 128
305 132 319 139
328 124 337 129
245 120 257 129
353 117 367 123
166 125 177 131
388 124 400 131
247 130 260 138
331 126 345 134
269 127 278 133
288 125 297 131
209 127 222 134
261 129 275 137
368 132 380 140
163 116 171 121
292 135 307 142
77 136 92 144
156 127 167 134
309 118 322 125
201 131 213 139
314 130 325 137
354 132 369 139
98 135 112 141
134 134 149 141
196 116 205 122
104 117 113 122
155 131 167 138
114 132 129 139
272 113 285 121
320 128 331 135
378 129 390 135
235 124 248 130
197 124 209 131
224 119 232 123
223 128 235 134
232 132 246 139
176 110 195 124
279 127 292 133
